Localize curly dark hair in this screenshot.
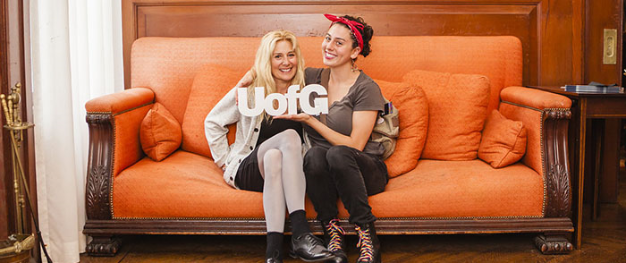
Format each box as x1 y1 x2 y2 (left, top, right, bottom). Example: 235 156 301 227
335 15 374 57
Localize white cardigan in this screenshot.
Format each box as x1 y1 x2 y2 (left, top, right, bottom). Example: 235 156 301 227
204 87 262 188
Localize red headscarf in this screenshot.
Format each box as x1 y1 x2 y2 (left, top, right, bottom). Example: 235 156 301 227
324 14 364 53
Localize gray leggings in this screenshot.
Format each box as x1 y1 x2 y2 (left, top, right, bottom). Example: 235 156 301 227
235 129 306 233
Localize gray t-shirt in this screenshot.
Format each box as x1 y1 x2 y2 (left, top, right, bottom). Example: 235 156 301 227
304 67 385 156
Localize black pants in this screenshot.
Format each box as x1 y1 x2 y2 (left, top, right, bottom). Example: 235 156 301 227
303 145 389 225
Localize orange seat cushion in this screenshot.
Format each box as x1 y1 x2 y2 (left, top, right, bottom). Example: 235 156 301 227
113 151 265 218
113 152 543 219
181 64 242 158
139 103 182 161
376 80 428 177
368 159 544 218
403 70 490 161
479 110 527 168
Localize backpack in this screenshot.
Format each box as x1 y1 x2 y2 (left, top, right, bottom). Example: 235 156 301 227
372 98 399 159
320 68 399 159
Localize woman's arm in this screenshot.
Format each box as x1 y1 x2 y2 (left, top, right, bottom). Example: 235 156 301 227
277 110 378 151
205 87 241 168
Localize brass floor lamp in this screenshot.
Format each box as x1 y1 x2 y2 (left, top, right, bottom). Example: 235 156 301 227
0 83 52 263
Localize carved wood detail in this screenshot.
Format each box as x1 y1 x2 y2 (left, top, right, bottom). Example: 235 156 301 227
534 234 574 255
85 113 113 220
542 109 572 218
86 236 121 257
546 164 571 218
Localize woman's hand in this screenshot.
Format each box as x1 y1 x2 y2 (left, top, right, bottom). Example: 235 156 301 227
273 113 313 124
235 69 254 88
234 69 255 105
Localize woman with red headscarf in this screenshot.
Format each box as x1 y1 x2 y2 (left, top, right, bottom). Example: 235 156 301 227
277 14 387 263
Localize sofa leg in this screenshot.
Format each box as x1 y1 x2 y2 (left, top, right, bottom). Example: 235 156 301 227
534 234 573 254
86 235 122 256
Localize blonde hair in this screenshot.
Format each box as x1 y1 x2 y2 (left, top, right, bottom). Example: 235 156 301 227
248 30 305 121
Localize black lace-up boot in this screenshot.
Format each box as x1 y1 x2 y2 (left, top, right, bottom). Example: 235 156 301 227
322 219 347 263
355 223 381 263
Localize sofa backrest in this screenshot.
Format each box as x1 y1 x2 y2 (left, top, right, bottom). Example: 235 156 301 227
130 36 522 162
131 36 522 125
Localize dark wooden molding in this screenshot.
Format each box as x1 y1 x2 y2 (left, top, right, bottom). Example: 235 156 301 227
85 113 114 220
83 217 573 256
84 217 573 236
542 109 572 218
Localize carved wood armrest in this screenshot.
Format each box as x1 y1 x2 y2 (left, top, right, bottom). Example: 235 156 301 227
541 109 572 218
85 88 154 220
500 86 572 218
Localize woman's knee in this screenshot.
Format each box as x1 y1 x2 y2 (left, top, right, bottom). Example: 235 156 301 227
277 129 302 152
326 145 355 166
304 147 327 175
262 149 282 180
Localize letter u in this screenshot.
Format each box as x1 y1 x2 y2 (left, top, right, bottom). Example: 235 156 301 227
238 87 265 116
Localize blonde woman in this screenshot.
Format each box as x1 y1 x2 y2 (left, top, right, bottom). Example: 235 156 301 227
204 30 334 263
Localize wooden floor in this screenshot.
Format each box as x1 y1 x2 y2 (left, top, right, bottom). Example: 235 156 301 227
81 165 626 262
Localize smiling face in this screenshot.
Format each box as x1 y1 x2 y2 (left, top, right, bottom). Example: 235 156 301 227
321 24 361 68
271 40 298 89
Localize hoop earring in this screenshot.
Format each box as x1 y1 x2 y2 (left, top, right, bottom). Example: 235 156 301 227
351 59 359 72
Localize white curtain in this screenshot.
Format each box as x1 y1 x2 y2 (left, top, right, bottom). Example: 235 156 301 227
29 0 123 262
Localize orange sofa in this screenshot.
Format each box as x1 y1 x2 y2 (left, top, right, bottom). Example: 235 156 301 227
83 36 574 256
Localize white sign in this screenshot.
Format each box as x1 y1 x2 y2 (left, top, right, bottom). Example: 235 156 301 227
237 84 329 116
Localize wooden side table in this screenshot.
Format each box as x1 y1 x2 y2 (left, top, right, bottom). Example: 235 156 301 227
528 86 626 249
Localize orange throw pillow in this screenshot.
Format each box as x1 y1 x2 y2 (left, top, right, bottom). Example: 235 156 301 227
478 110 527 168
181 64 242 158
375 80 428 178
403 70 490 160
140 103 182 161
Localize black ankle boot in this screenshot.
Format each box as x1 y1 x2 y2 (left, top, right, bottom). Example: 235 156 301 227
355 223 381 263
289 232 335 262
321 219 347 263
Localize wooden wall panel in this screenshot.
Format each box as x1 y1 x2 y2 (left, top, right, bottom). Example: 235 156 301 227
0 0 10 240
122 0 585 90
584 0 624 204
585 0 623 86
1 0 34 241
